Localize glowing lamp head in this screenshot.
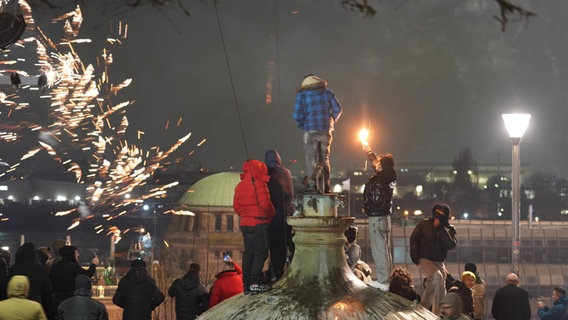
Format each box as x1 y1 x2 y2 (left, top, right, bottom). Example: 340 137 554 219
502 113 531 139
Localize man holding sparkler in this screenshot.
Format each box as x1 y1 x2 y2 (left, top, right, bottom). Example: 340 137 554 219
293 74 342 194
360 132 396 291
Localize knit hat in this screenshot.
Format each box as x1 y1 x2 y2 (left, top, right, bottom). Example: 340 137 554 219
74 274 92 290
461 271 476 282
464 262 477 273
432 204 451 225
131 258 146 268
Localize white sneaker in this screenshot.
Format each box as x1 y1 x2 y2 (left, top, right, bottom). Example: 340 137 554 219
369 281 389 291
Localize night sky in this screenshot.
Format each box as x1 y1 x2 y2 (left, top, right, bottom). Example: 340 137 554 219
3 0 568 178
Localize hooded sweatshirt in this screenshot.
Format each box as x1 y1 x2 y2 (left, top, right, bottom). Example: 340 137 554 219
56 274 108 320
0 275 47 320
168 270 209 319
9 242 51 304
440 292 470 320
233 160 275 227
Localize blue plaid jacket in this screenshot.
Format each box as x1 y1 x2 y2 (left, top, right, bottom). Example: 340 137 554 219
293 87 342 131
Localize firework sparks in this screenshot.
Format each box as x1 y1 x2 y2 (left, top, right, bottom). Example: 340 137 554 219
0 1 194 237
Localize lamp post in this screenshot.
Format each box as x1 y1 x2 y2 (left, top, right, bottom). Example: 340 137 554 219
502 113 531 276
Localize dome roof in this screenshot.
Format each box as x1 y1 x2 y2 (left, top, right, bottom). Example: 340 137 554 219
178 172 240 210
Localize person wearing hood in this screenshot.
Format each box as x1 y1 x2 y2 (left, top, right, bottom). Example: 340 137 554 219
9 243 52 317
537 287 568 320
209 257 243 308
50 245 98 311
0 275 47 320
168 262 209 319
410 204 458 315
362 151 396 291
464 262 487 320
56 274 108 320
113 259 164 320
440 292 470 320
264 149 295 281
233 159 275 295
448 271 476 318
293 74 342 194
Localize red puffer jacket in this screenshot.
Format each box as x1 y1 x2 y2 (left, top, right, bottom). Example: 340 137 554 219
233 160 275 227
208 262 243 308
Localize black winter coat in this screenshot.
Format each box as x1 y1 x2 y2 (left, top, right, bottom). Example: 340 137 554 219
168 271 209 320
448 280 474 318
409 218 457 264
56 288 108 320
491 284 531 320
113 267 165 320
50 259 96 307
362 167 396 216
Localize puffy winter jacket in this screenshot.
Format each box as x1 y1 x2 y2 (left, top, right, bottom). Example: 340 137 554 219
167 271 209 320
410 218 457 263
113 267 164 320
209 262 243 308
233 160 275 227
56 274 108 320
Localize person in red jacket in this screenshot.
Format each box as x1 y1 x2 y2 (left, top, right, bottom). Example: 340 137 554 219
209 258 243 307
233 159 275 295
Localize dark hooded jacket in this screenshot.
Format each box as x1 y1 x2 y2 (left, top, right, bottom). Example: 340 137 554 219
9 242 52 306
0 249 10 300
168 270 209 319
264 150 294 227
56 274 108 320
409 208 458 264
113 266 164 320
50 245 96 308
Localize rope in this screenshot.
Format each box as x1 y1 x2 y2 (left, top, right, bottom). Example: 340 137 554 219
213 1 250 160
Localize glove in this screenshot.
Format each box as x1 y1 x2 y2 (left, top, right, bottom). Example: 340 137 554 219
447 224 457 236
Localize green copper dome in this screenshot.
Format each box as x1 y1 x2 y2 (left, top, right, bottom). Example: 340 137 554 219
178 172 240 211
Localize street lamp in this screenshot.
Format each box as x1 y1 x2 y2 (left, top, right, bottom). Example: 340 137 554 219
502 113 531 276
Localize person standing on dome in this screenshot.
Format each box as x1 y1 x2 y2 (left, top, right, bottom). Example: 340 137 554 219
234 160 275 295
293 74 342 194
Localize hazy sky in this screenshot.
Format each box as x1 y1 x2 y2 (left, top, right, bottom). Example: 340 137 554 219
5 1 568 178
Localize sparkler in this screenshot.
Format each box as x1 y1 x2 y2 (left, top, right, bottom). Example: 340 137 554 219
0 1 200 239
358 128 370 149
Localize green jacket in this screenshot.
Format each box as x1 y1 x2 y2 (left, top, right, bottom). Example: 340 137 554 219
0 275 47 320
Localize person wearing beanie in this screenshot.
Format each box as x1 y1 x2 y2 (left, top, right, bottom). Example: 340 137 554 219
50 245 98 313
410 203 458 315
56 274 108 320
440 292 470 320
113 259 164 320
168 262 209 319
0 275 47 320
448 271 476 318
264 149 295 281
464 262 487 320
361 151 396 291
293 74 342 194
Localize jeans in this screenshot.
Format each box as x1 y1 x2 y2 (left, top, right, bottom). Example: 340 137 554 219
419 258 447 315
369 215 393 284
303 130 332 192
241 224 269 289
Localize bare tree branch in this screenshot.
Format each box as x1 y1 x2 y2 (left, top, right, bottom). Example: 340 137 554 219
494 0 537 31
